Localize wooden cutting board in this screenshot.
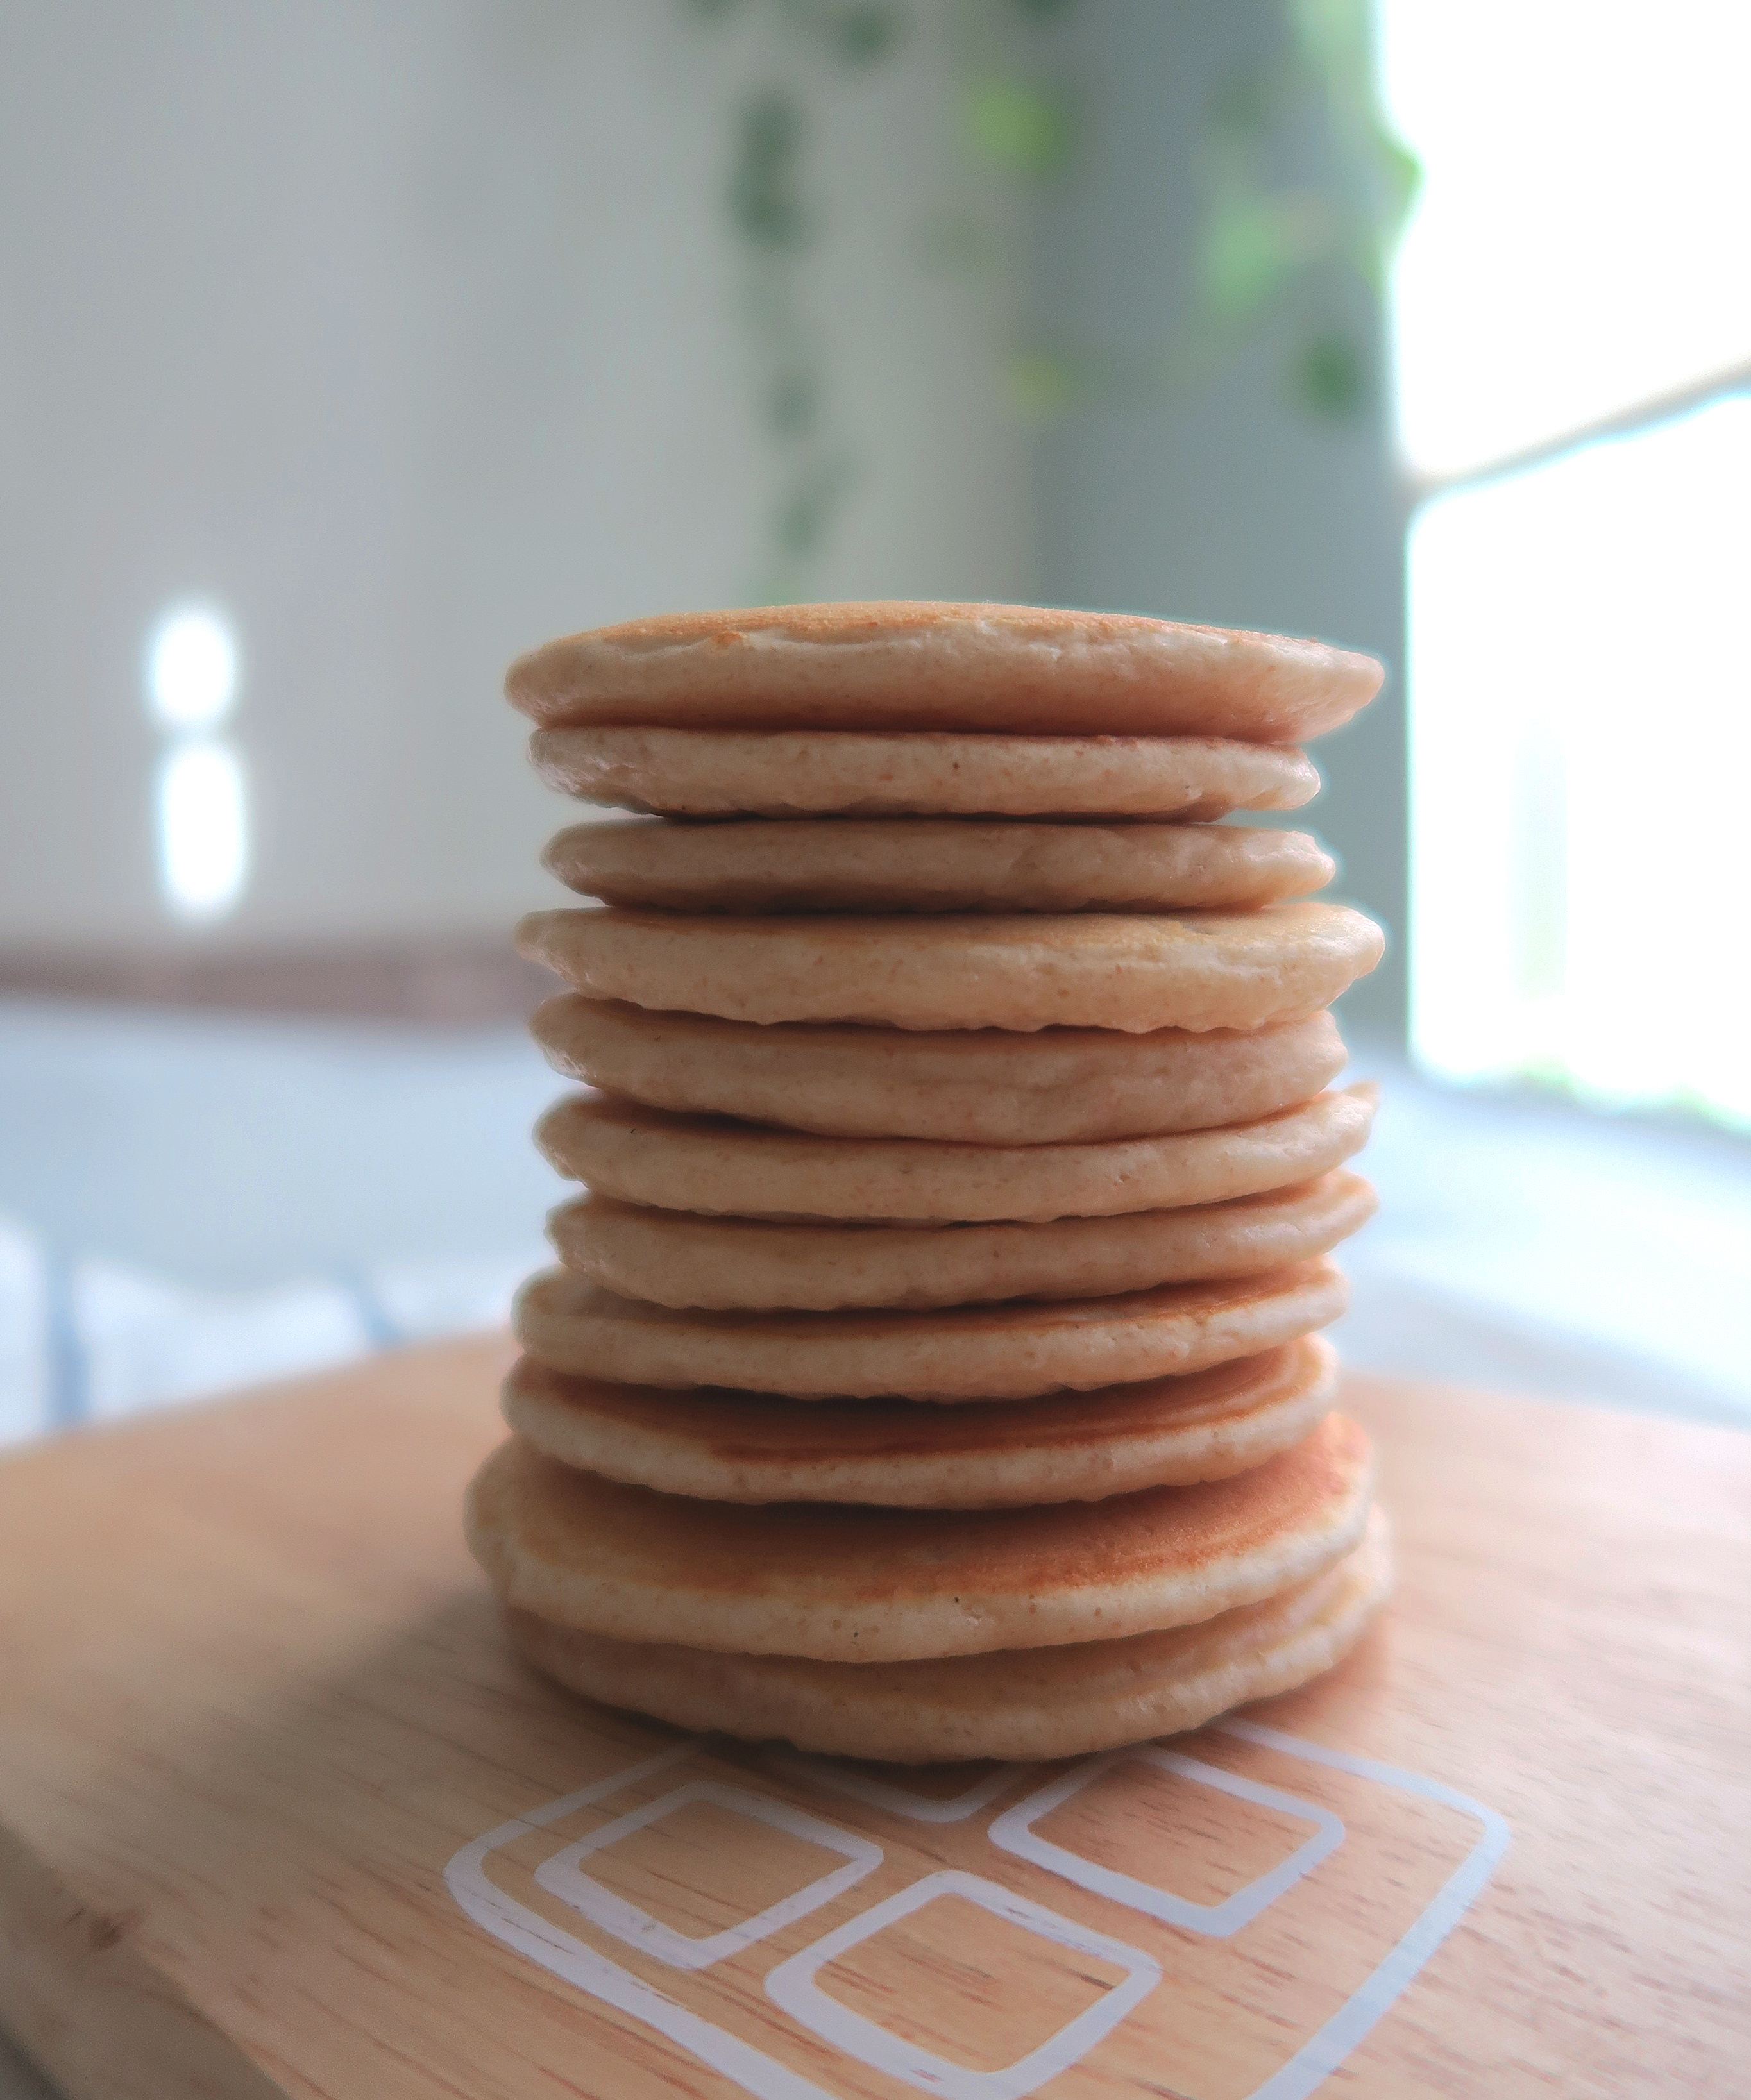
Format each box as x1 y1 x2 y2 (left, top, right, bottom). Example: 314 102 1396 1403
0 1338 1745 2100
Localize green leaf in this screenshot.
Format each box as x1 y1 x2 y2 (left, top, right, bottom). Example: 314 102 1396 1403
729 90 811 250
1287 0 1372 90
1004 348 1079 422
824 3 908 65
1290 330 1369 421
1370 125 1423 235
774 455 854 555
1199 190 1332 324
963 77 1074 175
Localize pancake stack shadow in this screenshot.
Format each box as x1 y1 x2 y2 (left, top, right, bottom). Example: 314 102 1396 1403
466 603 1394 1764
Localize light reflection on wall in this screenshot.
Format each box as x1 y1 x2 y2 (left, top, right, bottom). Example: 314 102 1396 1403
144 606 248 921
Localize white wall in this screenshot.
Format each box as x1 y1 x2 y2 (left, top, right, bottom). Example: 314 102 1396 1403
0 1 1028 946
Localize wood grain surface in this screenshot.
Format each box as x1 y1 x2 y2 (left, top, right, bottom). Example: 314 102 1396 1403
0 1337 1745 2100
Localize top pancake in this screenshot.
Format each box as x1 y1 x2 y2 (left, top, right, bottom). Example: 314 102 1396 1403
464 1410 1375 1659
506 603 1383 743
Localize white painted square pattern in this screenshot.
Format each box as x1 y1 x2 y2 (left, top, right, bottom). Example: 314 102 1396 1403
533 1779 881 1971
988 1745 1344 1938
763 1869 1161 2100
444 1724 1510 2100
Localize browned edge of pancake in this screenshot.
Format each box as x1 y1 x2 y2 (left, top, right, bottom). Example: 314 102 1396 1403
526 996 1351 1144
543 1172 1378 1310
505 603 1383 743
511 1258 1350 1401
496 1510 1393 1761
462 1411 1375 1658
498 1334 1341 1506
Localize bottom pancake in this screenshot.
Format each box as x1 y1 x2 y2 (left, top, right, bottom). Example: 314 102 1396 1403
503 1510 1391 1763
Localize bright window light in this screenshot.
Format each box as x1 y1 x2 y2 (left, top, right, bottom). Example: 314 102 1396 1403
1409 396 1751 1129
146 606 239 733
1380 1 1751 477
156 740 249 920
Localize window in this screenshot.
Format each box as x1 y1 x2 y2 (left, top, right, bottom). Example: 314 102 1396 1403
1380 0 1751 1128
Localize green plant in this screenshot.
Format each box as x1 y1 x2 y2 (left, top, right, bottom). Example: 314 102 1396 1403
681 0 1417 597
1195 0 1421 419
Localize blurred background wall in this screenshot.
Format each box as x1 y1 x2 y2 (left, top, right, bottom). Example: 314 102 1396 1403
0 0 1031 954
1 0 1401 1020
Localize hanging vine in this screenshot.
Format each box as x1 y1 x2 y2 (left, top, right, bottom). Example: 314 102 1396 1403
681 0 1417 598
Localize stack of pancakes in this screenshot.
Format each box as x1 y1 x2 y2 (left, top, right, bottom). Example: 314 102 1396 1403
466 603 1392 1763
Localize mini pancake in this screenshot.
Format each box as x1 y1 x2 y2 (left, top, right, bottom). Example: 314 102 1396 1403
529 727 1318 819
505 603 1383 743
530 997 1349 1145
549 1173 1377 1311
511 1259 1347 1400
515 902 1384 1034
501 1334 1339 1506
536 1086 1376 1223
543 817 1335 913
505 1511 1391 1762
464 1410 1374 1659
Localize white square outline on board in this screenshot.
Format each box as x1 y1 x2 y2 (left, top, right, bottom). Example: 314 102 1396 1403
764 1869 1161 2100
988 1744 1345 1938
768 1750 1031 1825
534 1779 881 1972
444 1724 1510 2100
